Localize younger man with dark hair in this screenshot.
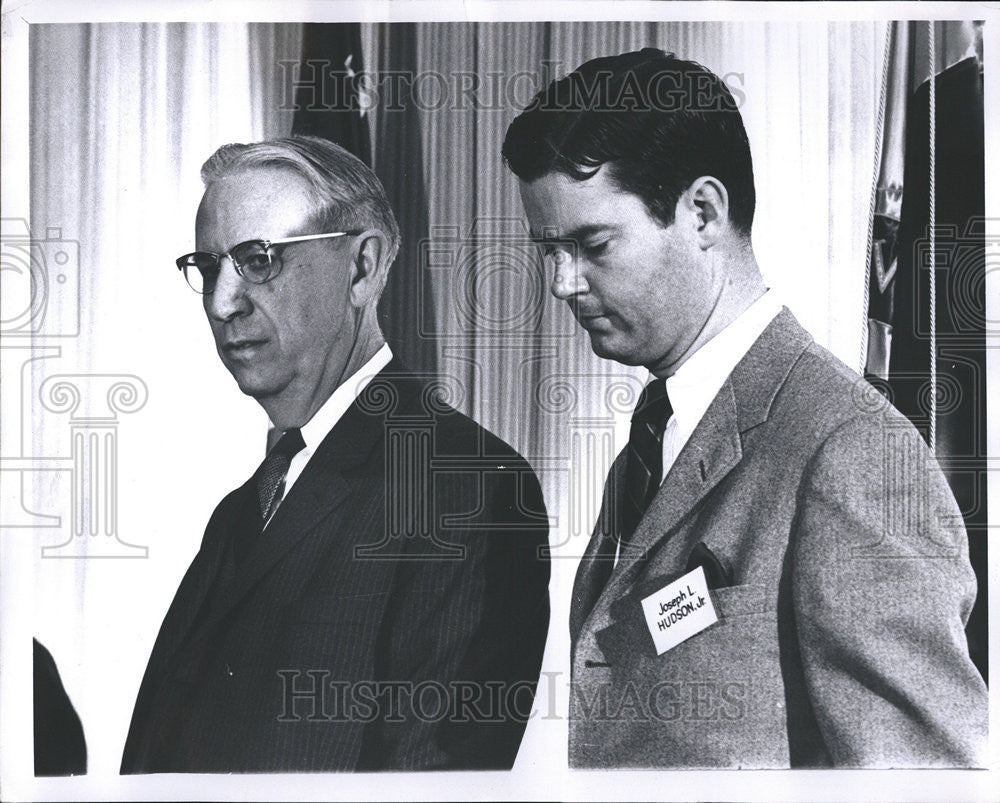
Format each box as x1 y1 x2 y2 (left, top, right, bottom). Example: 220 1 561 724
504 48 986 768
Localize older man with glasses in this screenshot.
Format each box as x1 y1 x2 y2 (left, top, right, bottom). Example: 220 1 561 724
120 136 550 773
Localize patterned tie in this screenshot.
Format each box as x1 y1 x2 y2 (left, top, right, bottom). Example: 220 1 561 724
226 429 305 569
254 428 306 523
619 378 672 550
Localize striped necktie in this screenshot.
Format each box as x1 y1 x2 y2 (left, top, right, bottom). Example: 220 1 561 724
620 378 672 550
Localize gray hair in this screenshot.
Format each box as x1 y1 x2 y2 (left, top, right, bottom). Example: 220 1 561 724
200 135 401 266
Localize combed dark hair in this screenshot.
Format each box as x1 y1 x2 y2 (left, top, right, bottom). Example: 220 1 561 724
502 48 755 237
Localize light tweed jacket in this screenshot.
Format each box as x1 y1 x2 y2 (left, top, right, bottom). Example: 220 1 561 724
569 309 987 768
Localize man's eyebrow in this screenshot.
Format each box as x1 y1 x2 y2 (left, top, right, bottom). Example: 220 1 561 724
529 224 610 244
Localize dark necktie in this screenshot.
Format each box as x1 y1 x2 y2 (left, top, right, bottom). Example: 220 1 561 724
619 378 672 550
255 427 306 522
230 428 306 567
588 378 671 596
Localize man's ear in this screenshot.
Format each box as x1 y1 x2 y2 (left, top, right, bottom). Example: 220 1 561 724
686 176 729 248
348 229 392 308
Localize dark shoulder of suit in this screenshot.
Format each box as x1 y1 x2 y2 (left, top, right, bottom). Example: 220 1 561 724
120 362 550 773
34 639 87 776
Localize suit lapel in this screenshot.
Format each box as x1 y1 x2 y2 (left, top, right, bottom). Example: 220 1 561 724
122 486 246 765
575 309 814 639
570 457 624 641
143 489 244 676
571 383 743 646
178 361 422 654
605 381 743 593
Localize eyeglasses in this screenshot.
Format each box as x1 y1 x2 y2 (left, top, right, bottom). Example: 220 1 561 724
176 231 359 294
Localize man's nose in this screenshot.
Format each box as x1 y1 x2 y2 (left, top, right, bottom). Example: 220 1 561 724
204 257 252 321
549 251 588 300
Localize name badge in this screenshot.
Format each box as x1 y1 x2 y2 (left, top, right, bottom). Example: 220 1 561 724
640 566 718 655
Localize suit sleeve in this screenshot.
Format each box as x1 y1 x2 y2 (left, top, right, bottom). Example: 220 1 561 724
357 462 551 770
790 414 987 767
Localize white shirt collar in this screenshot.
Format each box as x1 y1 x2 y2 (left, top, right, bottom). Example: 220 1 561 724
261 343 393 526
300 342 394 452
267 342 394 454
663 291 783 444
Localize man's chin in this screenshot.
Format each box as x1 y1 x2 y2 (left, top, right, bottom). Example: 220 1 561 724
587 332 643 366
227 367 283 402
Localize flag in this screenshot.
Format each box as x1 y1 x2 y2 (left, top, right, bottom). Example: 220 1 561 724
292 23 372 165
864 21 986 680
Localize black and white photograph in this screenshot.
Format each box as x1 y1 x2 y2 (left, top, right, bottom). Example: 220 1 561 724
0 1 995 800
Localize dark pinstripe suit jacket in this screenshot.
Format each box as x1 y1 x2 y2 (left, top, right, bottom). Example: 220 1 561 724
121 361 550 772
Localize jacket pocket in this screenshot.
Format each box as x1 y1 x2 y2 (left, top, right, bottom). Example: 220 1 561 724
709 583 769 620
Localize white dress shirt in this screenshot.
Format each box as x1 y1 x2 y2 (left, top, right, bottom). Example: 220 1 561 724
660 290 782 480
265 343 393 524
612 292 781 567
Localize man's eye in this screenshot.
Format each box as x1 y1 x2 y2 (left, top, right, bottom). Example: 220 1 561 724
239 252 275 278
244 253 272 270
584 240 610 256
